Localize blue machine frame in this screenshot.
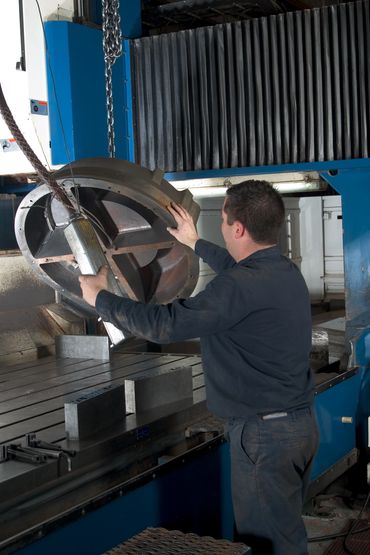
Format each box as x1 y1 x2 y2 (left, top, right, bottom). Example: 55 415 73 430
14 438 234 555
321 168 370 449
44 0 140 165
44 22 134 164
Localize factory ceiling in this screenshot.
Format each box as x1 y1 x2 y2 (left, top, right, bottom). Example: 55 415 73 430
142 0 352 34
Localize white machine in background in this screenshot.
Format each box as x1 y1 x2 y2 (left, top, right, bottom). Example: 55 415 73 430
284 195 344 303
0 0 74 176
192 192 344 304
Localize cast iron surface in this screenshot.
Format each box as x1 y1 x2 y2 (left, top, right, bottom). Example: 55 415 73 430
0 350 206 549
14 158 200 314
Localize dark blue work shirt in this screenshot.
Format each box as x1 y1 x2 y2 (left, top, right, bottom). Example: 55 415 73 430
96 239 314 418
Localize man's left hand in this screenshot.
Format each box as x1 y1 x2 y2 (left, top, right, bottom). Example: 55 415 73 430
79 265 109 307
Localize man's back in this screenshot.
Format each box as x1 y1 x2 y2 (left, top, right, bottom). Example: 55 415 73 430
196 241 313 418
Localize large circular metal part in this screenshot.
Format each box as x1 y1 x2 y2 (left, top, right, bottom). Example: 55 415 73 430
15 158 200 314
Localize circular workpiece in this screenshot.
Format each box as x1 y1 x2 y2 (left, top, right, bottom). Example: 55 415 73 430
15 158 200 314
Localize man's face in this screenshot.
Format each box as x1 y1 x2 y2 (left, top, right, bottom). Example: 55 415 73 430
221 201 234 254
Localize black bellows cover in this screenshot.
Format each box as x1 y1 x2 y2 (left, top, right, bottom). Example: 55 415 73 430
131 1 370 172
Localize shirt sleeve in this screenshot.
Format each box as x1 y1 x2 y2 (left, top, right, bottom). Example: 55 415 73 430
95 271 250 344
195 239 236 273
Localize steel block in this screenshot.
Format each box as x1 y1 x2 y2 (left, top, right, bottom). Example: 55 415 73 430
56 335 110 360
125 364 193 414
64 383 125 440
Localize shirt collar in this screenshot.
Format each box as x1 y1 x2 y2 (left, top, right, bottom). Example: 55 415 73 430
239 245 281 265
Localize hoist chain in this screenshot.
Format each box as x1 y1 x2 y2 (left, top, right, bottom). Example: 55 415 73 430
102 0 123 158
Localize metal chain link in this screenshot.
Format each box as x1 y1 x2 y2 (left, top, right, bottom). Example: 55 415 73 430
102 0 123 158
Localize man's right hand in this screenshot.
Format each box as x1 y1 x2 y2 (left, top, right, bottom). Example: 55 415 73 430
167 202 199 250
79 265 109 307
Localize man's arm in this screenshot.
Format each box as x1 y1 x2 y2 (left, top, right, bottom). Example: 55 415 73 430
79 267 248 343
195 239 236 273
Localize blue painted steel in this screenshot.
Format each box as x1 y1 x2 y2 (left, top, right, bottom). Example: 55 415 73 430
91 1 142 37
45 21 133 164
119 0 142 38
321 169 370 337
165 158 370 181
0 183 34 194
311 373 361 479
88 1 103 26
14 442 233 555
320 168 370 447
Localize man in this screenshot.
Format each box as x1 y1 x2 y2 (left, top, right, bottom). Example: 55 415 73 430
79 180 319 555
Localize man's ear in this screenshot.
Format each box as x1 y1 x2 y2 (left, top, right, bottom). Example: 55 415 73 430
234 221 246 239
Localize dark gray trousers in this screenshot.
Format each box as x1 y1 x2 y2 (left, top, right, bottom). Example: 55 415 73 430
225 407 319 555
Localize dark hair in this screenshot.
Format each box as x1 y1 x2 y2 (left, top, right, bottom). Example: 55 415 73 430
224 180 285 244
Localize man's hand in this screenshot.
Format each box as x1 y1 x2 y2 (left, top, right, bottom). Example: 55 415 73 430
167 202 199 250
79 265 109 307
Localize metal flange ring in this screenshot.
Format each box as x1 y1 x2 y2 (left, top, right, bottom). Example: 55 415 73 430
15 158 200 314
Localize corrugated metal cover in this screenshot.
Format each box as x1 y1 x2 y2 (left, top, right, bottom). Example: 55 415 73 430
131 1 370 172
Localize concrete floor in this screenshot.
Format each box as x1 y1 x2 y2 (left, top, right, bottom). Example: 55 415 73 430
305 482 370 554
